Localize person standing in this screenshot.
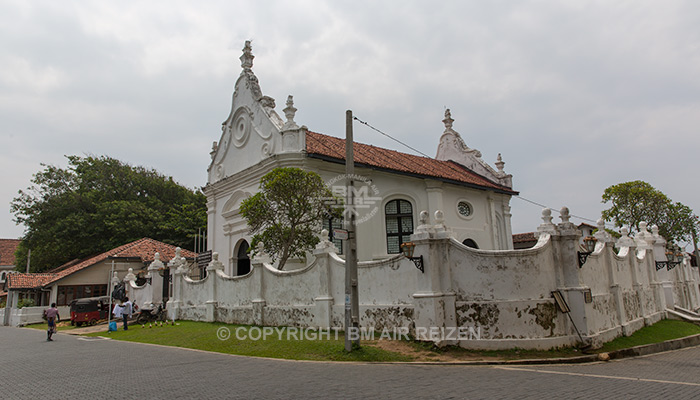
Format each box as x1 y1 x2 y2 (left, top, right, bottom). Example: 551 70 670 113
121 297 132 330
44 303 60 341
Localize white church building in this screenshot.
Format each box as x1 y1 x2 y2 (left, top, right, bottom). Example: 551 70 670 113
205 41 517 276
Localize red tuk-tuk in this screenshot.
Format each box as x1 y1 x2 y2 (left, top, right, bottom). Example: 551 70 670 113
70 296 112 326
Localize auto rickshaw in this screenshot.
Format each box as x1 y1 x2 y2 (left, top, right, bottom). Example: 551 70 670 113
69 296 112 326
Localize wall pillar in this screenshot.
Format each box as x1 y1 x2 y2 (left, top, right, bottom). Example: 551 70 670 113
146 253 165 309
205 252 224 322
551 207 594 345
411 211 457 346
313 234 335 328
167 247 185 321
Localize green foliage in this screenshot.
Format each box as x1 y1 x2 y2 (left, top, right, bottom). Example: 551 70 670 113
239 167 340 270
601 180 698 244
11 155 206 272
16 298 36 309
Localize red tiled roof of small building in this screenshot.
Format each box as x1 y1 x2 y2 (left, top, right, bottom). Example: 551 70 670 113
1 238 196 290
512 232 537 244
6 273 58 289
0 239 21 267
42 238 197 286
305 131 517 195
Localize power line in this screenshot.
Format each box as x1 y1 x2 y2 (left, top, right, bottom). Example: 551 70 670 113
353 115 612 228
353 116 433 159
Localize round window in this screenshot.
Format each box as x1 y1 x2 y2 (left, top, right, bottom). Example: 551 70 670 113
457 201 472 217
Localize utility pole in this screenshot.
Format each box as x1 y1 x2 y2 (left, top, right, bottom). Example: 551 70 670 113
344 110 360 351
25 249 31 273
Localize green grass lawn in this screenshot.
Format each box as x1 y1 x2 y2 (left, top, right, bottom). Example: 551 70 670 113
81 318 700 362
597 319 700 353
86 321 413 362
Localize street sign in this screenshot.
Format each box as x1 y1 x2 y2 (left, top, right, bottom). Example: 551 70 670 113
196 250 212 269
333 228 349 240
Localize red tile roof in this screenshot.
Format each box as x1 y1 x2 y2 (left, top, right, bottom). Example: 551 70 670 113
0 239 21 267
305 131 517 195
512 232 537 244
6 273 57 289
6 238 196 289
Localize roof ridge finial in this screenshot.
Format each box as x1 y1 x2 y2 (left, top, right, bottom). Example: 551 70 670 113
495 153 505 174
240 40 254 70
443 108 454 130
282 95 299 130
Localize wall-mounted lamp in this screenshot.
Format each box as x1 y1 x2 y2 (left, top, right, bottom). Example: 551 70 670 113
656 248 683 271
400 242 424 273
578 236 597 268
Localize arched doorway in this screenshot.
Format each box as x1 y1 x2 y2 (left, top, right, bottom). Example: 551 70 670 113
462 239 479 249
236 240 251 276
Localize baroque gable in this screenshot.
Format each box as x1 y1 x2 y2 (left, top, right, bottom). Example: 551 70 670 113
435 109 513 188
208 41 305 184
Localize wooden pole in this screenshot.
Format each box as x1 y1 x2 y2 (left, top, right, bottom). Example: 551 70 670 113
344 110 360 351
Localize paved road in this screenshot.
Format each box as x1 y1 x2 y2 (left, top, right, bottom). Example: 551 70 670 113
2 326 700 399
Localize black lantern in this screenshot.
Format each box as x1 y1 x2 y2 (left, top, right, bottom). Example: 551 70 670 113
400 242 424 273
578 236 597 267
656 246 684 271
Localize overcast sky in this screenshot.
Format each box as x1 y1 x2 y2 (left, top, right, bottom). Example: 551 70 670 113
2 1 699 244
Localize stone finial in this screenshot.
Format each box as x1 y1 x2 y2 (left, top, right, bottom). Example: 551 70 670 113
616 226 636 248
442 109 454 130
433 209 452 239
240 40 254 70
419 210 429 225
621 226 629 237
207 252 224 271
651 224 660 237
495 153 505 174
282 95 299 130
124 267 136 282
537 208 557 236
639 221 648 233
148 252 165 271
111 271 120 285
413 210 433 239
541 208 553 225
435 210 445 225
594 218 611 243
315 229 336 253
559 207 571 224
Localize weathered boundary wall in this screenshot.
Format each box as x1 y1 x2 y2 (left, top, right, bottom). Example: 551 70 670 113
139 208 699 350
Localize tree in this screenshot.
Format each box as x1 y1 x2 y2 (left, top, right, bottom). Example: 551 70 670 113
601 180 698 244
11 155 206 272
239 167 340 270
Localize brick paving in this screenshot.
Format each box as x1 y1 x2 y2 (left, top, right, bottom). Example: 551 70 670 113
2 325 700 399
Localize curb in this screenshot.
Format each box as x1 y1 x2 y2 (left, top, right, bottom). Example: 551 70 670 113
384 333 700 366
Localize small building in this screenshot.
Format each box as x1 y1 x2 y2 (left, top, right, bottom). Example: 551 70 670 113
2 238 196 326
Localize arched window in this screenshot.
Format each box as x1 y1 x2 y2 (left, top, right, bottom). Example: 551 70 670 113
462 239 479 249
236 240 251 276
0 271 5 281
385 199 414 254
